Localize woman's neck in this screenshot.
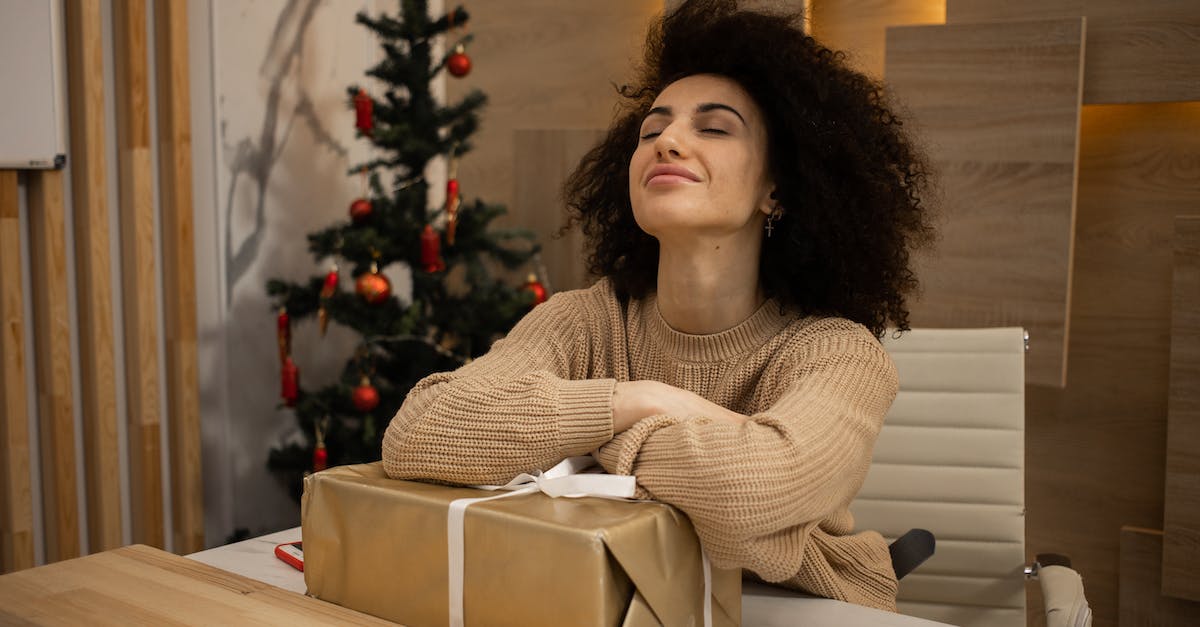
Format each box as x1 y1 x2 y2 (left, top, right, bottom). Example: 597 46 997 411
654 234 764 335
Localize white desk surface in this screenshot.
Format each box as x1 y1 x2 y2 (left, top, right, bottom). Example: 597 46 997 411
187 526 954 626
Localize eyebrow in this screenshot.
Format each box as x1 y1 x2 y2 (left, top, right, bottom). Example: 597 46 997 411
645 103 747 126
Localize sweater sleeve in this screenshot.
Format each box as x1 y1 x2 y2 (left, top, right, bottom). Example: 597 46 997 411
593 325 899 608
381 292 616 484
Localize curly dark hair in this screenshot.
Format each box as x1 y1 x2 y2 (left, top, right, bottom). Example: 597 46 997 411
563 0 934 337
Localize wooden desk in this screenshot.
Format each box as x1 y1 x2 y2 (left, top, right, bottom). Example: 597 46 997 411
0 544 393 625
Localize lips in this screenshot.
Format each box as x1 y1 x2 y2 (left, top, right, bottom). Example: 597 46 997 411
644 164 701 186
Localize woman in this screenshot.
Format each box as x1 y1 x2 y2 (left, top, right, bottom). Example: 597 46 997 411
382 0 932 612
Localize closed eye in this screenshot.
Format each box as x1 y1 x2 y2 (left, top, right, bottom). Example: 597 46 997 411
639 131 661 140
700 128 728 135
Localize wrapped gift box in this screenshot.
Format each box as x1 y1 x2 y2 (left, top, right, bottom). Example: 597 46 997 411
302 462 740 627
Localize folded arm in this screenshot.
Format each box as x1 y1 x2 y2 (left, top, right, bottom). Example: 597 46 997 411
595 329 899 582
381 294 616 484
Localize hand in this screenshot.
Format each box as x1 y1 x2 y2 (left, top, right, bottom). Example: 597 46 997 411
612 380 747 434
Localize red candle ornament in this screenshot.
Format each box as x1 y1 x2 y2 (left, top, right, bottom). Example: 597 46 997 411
420 225 446 273
318 264 338 336
354 89 374 137
281 356 299 407
352 376 380 412
349 197 373 223
276 307 290 364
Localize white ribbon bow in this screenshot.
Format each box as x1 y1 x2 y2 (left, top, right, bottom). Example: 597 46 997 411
445 457 712 627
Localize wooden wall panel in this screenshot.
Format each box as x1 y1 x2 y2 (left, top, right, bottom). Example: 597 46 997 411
1025 102 1200 627
444 1 661 292
885 19 1085 387
1118 527 1200 626
666 0 807 15
810 0 945 79
113 0 164 549
1163 215 1200 601
513 130 605 294
0 171 34 573
65 0 122 553
26 170 80 563
154 0 203 556
948 0 1200 104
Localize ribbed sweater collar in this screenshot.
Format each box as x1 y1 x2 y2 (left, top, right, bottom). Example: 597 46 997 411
638 292 795 363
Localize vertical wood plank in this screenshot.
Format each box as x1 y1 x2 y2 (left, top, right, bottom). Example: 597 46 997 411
947 0 1200 104
26 170 80 563
1163 216 1200 600
810 0 945 79
64 0 123 553
154 0 204 555
513 130 604 294
885 19 1085 387
113 0 164 549
1119 527 1200 626
0 170 35 573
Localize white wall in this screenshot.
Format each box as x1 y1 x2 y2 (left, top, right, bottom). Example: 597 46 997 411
191 0 440 545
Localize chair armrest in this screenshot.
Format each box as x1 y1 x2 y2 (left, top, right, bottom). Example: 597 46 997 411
1031 559 1092 627
889 529 935 580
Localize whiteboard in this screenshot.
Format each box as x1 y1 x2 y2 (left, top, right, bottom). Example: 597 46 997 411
0 0 68 169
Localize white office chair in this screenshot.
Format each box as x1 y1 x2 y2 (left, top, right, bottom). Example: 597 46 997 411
744 328 1091 627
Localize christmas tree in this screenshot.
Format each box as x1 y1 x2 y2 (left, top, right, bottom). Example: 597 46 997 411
266 1 543 499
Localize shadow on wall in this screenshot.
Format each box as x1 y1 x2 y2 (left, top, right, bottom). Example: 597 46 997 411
202 0 404 540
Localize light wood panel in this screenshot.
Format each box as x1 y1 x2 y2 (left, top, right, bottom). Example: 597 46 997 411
948 0 1200 104
0 171 34 573
666 0 808 15
1163 215 1200 601
154 0 203 556
810 0 945 79
1118 527 1200 626
65 0 122 552
444 1 661 235
26 170 80 564
113 0 164 549
885 19 1085 387
1025 102 1200 627
0 544 394 625
513 130 605 294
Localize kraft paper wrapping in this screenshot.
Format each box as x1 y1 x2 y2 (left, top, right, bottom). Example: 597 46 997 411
302 462 741 627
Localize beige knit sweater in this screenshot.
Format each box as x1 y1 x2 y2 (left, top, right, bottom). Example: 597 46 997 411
382 279 900 611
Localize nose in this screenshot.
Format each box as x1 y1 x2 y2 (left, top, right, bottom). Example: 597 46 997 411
654 122 686 160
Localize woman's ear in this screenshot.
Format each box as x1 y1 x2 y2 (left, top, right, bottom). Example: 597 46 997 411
761 188 778 215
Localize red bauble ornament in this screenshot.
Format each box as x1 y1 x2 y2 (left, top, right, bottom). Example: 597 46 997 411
318 264 338 335
281 356 299 407
354 89 374 137
420 225 446 273
349 198 373 223
276 307 290 364
352 376 380 412
355 262 392 304
522 273 547 307
447 45 471 77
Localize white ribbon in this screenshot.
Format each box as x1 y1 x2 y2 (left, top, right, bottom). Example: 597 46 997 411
447 457 636 627
445 458 715 627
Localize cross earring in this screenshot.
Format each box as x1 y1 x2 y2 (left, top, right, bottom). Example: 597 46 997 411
765 206 784 237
